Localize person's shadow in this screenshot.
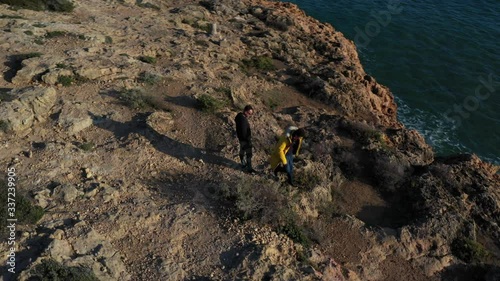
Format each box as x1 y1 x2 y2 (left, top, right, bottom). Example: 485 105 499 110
89 112 239 169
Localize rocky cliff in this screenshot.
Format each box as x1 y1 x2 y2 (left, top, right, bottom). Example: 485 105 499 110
0 0 498 280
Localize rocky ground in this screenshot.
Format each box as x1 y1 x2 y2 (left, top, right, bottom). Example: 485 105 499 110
0 0 499 280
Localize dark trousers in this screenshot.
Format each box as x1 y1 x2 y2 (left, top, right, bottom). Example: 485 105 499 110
274 153 294 184
239 140 253 168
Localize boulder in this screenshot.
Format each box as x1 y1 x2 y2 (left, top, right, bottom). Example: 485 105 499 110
58 102 93 134
0 87 57 133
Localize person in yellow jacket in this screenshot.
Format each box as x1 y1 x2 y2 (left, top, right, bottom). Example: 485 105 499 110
269 126 306 185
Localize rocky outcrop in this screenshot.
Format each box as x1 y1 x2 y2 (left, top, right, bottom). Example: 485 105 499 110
0 1 498 281
0 86 57 134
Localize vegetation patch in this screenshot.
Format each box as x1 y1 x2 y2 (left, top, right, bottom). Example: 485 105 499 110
104 35 113 44
29 259 99 281
0 180 44 239
57 75 74 86
451 237 491 264
138 71 161 85
279 215 311 247
294 170 322 192
45 30 67 38
56 63 69 69
181 19 211 33
0 14 24 19
0 120 9 133
196 94 227 113
214 87 231 98
230 177 311 247
241 56 276 72
117 88 168 111
138 56 156 64
0 0 74 12
137 1 160 11
78 142 94 152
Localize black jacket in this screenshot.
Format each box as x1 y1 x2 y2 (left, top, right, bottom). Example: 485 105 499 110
235 112 251 142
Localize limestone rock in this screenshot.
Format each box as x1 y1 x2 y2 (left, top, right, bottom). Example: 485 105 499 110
146 111 175 136
58 102 93 134
46 238 74 262
0 87 57 133
52 184 83 203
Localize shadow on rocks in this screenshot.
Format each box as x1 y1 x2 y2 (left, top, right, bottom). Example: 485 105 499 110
89 112 239 170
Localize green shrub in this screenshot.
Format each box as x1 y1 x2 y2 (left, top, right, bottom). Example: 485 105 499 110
16 194 45 224
451 237 491 264
117 88 166 110
279 216 311 247
241 56 276 72
78 142 94 152
0 120 9 132
138 71 161 85
0 0 74 12
56 63 69 69
24 30 34 35
29 259 99 281
194 39 209 47
138 56 156 64
0 14 24 19
214 87 231 97
57 75 74 86
17 52 43 60
45 30 67 38
105 36 113 44
0 180 44 239
196 94 227 113
294 170 322 192
233 177 311 246
137 1 160 10
181 19 211 33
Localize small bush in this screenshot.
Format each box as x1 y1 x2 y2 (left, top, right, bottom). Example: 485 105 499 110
138 71 161 85
451 237 491 264
57 75 74 86
137 1 160 10
194 39 209 47
241 56 275 72
0 180 44 239
24 30 34 35
279 216 311 247
196 94 227 113
294 170 322 192
233 178 311 246
78 142 94 152
182 19 211 33
29 259 99 281
234 178 286 221
118 88 165 110
214 87 231 97
138 56 156 64
0 0 74 12
0 120 9 132
45 30 67 38
56 63 69 69
104 36 113 44
0 14 24 19
17 52 43 60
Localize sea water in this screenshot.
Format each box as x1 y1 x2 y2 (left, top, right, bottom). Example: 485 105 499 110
285 0 500 164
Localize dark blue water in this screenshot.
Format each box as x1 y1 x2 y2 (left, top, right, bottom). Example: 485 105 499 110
286 0 500 164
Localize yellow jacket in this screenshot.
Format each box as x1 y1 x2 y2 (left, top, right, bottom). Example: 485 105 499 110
269 133 303 170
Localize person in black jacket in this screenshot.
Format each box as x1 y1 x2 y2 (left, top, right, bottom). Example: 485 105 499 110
235 105 255 172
